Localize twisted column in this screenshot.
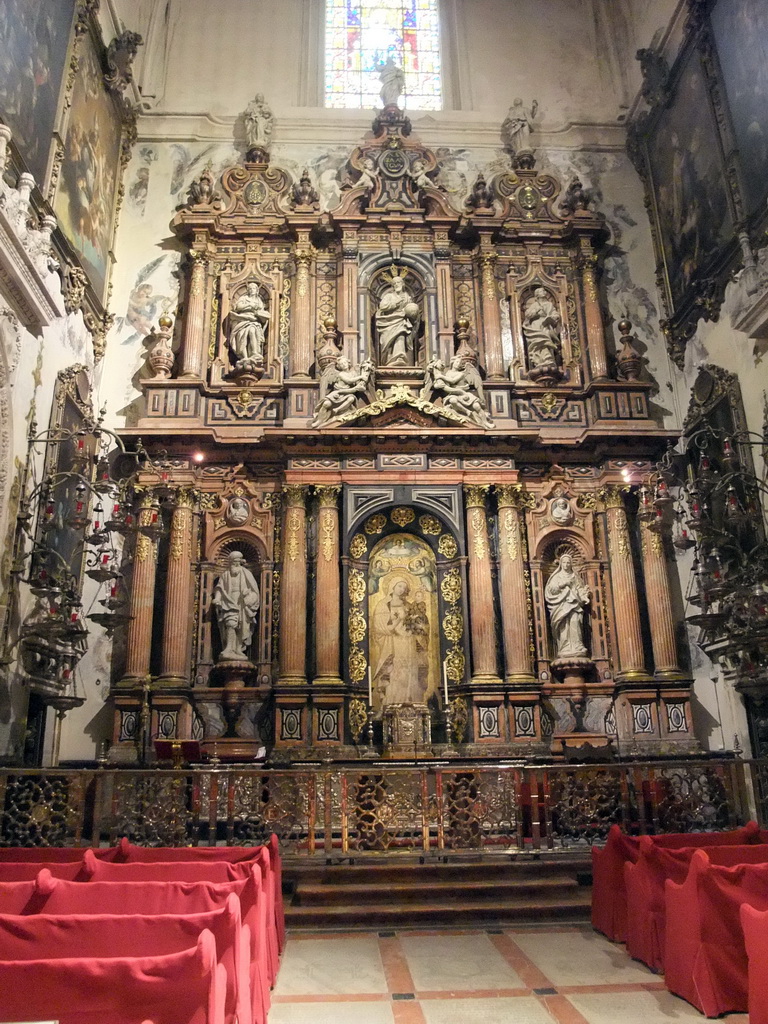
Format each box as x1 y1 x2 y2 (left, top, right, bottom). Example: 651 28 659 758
478 249 505 378
179 252 208 378
121 492 161 684
578 239 609 381
314 485 342 685
465 485 502 685
278 485 308 686
158 489 197 685
640 519 684 679
602 487 649 682
496 485 535 684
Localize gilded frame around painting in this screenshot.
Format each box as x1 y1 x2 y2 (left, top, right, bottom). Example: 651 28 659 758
628 0 766 367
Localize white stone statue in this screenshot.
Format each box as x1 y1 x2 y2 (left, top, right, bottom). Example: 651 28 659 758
225 496 251 527
501 97 538 153
378 58 405 107
410 158 432 191
357 157 378 191
244 93 274 153
550 496 574 526
228 282 270 367
312 356 376 426
212 551 261 661
522 287 561 370
421 356 493 428
544 552 590 659
375 270 420 367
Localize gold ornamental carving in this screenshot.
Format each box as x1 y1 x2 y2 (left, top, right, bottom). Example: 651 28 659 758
295 249 311 298
135 533 153 563
348 698 368 743
364 513 387 535
283 484 307 508
349 534 367 559
438 534 458 558
464 484 489 509
348 608 367 643
540 392 558 415
470 509 487 560
496 483 534 510
442 611 464 643
440 567 462 605
391 506 415 526
599 485 627 510
610 508 630 559
174 488 198 511
348 568 366 604
642 522 663 558
285 508 302 562
445 647 466 683
320 508 335 562
418 514 442 535
502 508 519 561
348 646 366 683
316 484 341 508
450 697 469 744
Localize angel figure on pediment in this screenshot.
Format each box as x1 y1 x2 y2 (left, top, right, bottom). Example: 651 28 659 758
421 356 493 428
311 355 376 426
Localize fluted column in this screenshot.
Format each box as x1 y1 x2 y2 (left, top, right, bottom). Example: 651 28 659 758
478 248 505 378
314 485 342 685
291 235 314 377
602 487 649 682
496 485 535 684
179 252 208 378
158 488 197 684
640 519 684 679
578 238 609 381
278 485 308 685
121 492 161 683
465 485 502 685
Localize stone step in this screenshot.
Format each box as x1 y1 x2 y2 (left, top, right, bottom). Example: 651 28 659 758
294 874 580 905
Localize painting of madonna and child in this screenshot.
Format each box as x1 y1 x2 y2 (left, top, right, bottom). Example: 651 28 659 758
368 534 441 717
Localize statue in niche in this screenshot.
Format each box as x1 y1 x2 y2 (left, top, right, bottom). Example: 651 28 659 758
545 552 590 660
228 282 270 370
378 57 405 107
372 579 429 707
550 496 574 526
244 93 274 158
522 287 562 372
311 355 376 426
212 551 261 662
375 269 420 367
501 97 538 154
421 356 493 428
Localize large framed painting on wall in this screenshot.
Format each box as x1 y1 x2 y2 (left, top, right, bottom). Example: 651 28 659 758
53 25 124 305
709 0 768 219
0 0 77 188
643 50 733 315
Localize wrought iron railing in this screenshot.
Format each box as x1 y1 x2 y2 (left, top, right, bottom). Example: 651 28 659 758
0 758 764 855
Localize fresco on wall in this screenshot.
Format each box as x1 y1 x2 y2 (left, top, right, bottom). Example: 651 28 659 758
54 31 122 302
710 0 768 218
0 0 75 186
647 55 732 310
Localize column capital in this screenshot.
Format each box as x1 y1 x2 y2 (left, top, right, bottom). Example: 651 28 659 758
599 484 628 510
495 483 534 510
283 483 308 508
464 483 489 508
173 487 199 510
315 484 341 507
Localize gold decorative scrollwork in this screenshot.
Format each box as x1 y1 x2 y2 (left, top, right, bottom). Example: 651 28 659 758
502 509 519 561
418 514 442 535
445 647 466 683
610 508 630 559
286 507 302 562
348 568 366 604
450 697 469 744
438 534 458 558
442 611 464 643
364 513 387 535
136 533 152 563
464 484 489 508
440 567 462 605
349 698 368 743
320 508 335 562
348 646 367 683
470 508 487 560
349 534 367 559
391 506 415 526
348 608 367 643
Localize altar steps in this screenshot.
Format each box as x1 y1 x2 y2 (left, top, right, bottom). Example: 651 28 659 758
284 855 592 928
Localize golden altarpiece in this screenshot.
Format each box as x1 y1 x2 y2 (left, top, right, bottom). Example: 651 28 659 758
110 103 697 765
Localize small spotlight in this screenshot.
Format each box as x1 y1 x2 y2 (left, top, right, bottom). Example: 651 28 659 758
192 452 205 463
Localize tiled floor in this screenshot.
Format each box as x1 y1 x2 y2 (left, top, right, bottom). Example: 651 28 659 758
270 925 749 1024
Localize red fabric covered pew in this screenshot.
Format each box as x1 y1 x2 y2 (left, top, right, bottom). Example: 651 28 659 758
0 846 114 862
625 839 768 972
0 894 250 1024
591 821 760 943
32 865 271 1018
82 848 249 883
0 879 50 914
664 852 768 1015
0 928 225 1024
0 859 88 881
741 904 768 1024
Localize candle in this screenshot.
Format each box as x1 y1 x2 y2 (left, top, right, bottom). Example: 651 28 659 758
368 666 372 705
443 662 449 705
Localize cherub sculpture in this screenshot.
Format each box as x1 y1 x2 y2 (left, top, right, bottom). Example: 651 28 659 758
311 356 376 426
421 356 493 428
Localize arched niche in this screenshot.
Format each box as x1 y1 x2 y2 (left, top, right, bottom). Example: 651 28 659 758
369 265 426 369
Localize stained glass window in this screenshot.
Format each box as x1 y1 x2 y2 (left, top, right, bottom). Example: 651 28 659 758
325 0 442 111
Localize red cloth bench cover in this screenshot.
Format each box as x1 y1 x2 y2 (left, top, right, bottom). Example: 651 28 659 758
664 852 768 1016
0 928 225 1024
591 821 760 943
32 865 272 1015
0 847 118 862
0 880 49 915
625 839 768 971
82 849 248 883
741 903 768 1024
0 860 88 881
0 894 250 1024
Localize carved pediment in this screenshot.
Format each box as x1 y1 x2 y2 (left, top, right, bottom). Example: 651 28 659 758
332 385 472 429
